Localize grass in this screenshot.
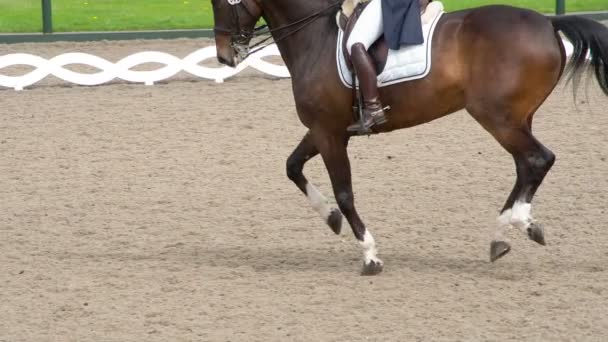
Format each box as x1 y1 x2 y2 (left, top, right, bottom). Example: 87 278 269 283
0 0 214 33
443 0 608 13
0 0 606 33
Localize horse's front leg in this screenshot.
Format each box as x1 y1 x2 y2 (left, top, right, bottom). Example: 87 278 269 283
286 131 343 234
315 131 383 275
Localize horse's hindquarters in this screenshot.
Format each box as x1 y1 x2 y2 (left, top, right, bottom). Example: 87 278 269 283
460 5 563 124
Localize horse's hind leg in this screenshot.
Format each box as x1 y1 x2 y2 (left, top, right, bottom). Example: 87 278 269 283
477 123 555 262
464 11 565 261
286 131 343 234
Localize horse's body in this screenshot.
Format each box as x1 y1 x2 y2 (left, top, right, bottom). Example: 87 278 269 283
211 0 608 275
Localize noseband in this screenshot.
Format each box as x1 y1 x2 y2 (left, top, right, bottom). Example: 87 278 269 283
213 0 263 45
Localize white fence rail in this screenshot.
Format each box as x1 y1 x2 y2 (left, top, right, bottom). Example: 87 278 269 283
0 40 579 91
0 44 289 91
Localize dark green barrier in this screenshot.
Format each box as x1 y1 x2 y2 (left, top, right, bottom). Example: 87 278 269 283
42 0 53 33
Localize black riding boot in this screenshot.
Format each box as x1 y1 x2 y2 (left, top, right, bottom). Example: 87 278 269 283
347 42 387 133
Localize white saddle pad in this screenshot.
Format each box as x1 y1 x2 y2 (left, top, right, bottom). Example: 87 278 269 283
337 2 444 88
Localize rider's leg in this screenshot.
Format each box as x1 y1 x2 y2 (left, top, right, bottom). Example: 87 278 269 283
346 0 383 52
346 0 387 132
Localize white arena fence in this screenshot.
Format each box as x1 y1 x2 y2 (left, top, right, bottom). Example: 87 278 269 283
0 39 580 91
0 44 289 91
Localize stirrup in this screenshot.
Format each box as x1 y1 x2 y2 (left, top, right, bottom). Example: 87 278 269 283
369 106 388 125
347 105 390 134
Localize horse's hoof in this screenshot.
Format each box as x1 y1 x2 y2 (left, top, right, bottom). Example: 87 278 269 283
490 240 511 262
527 223 546 246
361 259 384 276
327 209 342 235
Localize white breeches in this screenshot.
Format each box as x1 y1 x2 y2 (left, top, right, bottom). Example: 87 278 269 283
346 0 383 54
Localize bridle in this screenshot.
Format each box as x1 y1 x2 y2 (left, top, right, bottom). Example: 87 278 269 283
213 0 342 59
213 0 264 47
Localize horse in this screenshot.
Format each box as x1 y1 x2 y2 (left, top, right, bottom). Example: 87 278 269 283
210 0 608 275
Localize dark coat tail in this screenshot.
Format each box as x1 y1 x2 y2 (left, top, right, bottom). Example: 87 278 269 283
551 15 608 95
382 0 424 50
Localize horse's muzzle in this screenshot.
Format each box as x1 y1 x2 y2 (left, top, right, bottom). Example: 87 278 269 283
215 34 240 67
216 44 248 67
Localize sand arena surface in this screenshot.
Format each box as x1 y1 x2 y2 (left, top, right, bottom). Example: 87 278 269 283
1 38 608 341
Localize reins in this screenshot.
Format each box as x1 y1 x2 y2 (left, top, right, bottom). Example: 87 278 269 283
243 1 342 58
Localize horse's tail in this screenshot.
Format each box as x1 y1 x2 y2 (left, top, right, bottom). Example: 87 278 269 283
550 15 608 95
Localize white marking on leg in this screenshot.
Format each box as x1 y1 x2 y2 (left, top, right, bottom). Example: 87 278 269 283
359 230 382 265
305 183 332 221
510 201 533 232
495 201 533 240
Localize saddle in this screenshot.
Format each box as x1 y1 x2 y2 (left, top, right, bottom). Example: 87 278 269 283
337 0 432 74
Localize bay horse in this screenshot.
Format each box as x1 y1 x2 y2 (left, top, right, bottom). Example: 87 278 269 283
211 0 608 275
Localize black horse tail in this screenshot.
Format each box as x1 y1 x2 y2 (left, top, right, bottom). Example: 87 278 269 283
550 16 608 96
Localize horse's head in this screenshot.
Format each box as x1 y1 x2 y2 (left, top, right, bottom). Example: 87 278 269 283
212 0 263 67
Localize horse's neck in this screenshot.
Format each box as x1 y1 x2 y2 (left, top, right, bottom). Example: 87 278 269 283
261 1 338 78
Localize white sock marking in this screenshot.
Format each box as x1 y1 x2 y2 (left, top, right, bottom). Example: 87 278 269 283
494 201 533 241
305 183 332 221
359 230 381 264
510 201 532 231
